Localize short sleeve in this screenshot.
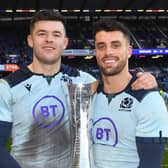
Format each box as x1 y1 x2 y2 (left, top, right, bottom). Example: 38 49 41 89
135 91 168 138
0 79 13 122
72 70 96 84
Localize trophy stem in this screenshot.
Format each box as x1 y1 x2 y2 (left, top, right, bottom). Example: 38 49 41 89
68 81 99 168
72 133 80 167
71 89 90 168
80 109 90 168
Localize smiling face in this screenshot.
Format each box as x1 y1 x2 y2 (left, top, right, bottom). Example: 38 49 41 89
95 30 132 77
27 20 68 65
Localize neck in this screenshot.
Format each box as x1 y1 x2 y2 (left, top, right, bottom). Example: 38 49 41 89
28 60 61 76
103 71 132 94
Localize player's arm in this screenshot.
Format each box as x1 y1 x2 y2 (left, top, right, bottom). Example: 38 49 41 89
0 80 21 167
0 121 21 168
136 137 167 168
131 68 158 90
135 91 168 168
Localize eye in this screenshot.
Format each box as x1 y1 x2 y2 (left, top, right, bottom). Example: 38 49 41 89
37 32 46 36
96 44 105 50
112 43 120 49
53 32 62 37
53 34 59 37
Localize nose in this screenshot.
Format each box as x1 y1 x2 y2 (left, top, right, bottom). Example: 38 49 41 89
45 34 53 42
105 46 114 56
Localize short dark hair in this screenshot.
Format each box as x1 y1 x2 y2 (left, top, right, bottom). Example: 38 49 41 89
93 19 131 44
30 9 66 34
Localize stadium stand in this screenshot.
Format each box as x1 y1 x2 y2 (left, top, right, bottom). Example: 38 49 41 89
0 1 167 165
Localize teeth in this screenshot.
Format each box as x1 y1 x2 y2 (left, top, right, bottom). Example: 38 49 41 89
44 47 54 50
105 60 116 63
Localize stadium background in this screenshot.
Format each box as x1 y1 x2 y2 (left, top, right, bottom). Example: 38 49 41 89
0 0 168 167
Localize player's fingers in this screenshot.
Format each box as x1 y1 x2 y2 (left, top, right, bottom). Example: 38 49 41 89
132 72 155 90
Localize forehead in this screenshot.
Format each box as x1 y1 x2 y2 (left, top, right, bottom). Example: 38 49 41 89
95 30 126 43
32 20 65 33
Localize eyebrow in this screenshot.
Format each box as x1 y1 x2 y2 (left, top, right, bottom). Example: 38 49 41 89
110 40 121 44
36 29 63 35
96 40 121 45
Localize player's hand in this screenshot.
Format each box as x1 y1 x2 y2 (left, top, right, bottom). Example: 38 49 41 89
131 72 158 90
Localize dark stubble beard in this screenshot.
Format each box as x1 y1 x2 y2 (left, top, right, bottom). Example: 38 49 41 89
100 58 127 77
35 53 61 65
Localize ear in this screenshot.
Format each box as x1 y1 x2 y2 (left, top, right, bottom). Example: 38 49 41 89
27 34 33 48
128 45 133 59
63 37 69 49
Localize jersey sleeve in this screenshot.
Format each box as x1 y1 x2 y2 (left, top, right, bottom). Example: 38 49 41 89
136 140 165 168
0 79 13 122
79 70 96 83
135 91 168 138
135 91 168 167
0 121 21 168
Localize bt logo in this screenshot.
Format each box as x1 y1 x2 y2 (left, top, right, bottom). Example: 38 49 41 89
90 117 118 147
32 95 65 128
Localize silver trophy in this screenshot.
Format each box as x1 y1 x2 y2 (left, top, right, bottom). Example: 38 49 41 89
67 81 99 168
